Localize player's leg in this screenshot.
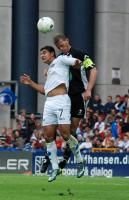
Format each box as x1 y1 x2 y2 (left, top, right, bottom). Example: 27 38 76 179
59 124 85 178
40 152 50 173
57 94 84 177
58 117 80 168
59 94 85 169
43 125 60 182
40 103 51 173
42 99 60 182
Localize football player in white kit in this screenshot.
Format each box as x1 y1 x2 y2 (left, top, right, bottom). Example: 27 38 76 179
20 46 84 182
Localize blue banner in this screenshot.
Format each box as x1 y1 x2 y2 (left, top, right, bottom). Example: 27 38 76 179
32 151 129 177
0 88 17 105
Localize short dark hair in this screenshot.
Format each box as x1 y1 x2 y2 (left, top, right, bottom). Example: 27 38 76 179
53 34 67 45
40 46 56 57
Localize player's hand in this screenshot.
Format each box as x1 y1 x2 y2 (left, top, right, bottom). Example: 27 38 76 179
20 74 32 85
82 89 91 101
73 59 82 68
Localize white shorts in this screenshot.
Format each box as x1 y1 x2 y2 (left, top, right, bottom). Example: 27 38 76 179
42 94 71 126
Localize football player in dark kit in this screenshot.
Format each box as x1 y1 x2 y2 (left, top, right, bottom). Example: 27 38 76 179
40 34 97 173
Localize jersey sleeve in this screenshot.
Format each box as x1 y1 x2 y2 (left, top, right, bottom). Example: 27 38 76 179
59 55 76 66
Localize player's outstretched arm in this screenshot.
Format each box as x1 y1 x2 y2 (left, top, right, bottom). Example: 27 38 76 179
20 74 45 95
61 55 82 68
72 59 82 68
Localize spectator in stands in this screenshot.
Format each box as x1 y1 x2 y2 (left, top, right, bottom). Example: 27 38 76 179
0 127 7 147
79 136 92 152
104 95 114 114
92 129 103 148
114 95 121 112
28 113 37 141
30 129 45 150
28 113 37 130
83 123 94 139
104 114 114 127
122 108 129 133
119 96 127 113
124 108 129 123
84 110 95 128
16 109 29 143
126 94 129 108
88 93 104 113
6 128 14 147
124 94 129 108
35 121 43 131
122 134 129 152
13 129 25 148
94 114 106 137
0 127 14 148
76 122 92 143
92 112 98 126
115 135 125 152
110 108 117 121
76 122 86 143
114 95 126 113
107 137 116 148
111 115 123 139
102 129 114 148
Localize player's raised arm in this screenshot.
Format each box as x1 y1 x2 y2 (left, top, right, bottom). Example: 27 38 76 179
60 55 81 68
20 74 45 95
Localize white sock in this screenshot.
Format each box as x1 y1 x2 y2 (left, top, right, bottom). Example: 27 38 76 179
67 135 83 163
46 141 59 170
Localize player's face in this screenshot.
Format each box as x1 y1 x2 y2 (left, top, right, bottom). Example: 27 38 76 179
56 38 71 54
40 50 53 64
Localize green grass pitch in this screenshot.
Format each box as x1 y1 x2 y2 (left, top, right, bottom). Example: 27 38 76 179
0 174 129 200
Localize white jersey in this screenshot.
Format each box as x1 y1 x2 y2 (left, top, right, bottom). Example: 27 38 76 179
44 55 76 95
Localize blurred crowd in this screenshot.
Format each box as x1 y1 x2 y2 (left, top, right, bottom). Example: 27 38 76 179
0 93 129 153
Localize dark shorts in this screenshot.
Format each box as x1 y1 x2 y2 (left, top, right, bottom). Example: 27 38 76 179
70 93 85 118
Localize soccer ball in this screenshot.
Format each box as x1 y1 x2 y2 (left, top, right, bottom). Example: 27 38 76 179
37 17 54 33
